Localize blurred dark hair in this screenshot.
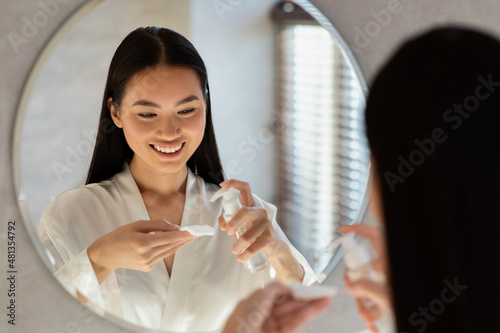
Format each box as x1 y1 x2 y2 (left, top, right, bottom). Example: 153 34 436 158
86 27 224 185
366 27 500 333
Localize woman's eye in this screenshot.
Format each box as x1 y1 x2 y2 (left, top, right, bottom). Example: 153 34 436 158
178 108 195 115
138 113 156 118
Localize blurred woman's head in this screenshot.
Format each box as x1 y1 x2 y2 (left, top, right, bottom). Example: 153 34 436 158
366 27 500 332
87 27 224 185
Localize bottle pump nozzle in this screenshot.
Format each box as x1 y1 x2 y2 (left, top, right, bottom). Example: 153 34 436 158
338 232 393 333
338 233 374 270
209 187 241 216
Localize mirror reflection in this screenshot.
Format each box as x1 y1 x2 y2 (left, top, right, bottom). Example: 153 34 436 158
14 0 369 331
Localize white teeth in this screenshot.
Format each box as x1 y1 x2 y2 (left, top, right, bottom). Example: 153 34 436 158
153 143 182 153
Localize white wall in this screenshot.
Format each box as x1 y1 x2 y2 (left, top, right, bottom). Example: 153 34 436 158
191 0 279 202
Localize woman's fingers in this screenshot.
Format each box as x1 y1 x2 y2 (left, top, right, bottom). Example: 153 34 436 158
338 224 385 254
338 224 388 273
225 208 278 260
147 229 195 247
153 237 194 254
124 239 188 270
218 214 227 231
134 239 194 271
357 298 382 324
280 299 330 331
273 298 311 317
151 239 193 261
232 217 270 254
273 296 330 318
225 207 267 236
89 219 199 274
223 282 292 333
235 233 271 261
132 219 180 233
344 273 391 313
355 299 379 333
257 282 293 303
224 282 331 333
273 298 331 332
219 179 255 207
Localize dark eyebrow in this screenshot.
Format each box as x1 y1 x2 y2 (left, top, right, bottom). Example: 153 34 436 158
132 95 200 108
132 100 161 108
175 95 200 107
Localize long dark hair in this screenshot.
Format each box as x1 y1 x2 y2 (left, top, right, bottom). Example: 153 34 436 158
366 27 500 333
86 27 224 185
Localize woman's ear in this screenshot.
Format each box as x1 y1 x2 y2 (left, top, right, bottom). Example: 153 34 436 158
108 97 123 128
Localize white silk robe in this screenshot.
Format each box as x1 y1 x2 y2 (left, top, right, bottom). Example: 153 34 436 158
38 163 316 332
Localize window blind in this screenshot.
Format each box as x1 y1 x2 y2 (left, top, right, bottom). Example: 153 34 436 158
275 20 370 274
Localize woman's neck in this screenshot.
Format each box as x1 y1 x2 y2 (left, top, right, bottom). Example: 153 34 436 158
128 157 188 197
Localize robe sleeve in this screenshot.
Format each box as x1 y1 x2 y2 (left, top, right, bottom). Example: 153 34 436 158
252 194 318 286
38 189 124 316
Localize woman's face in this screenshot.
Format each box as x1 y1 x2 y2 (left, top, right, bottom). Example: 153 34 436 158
110 65 206 175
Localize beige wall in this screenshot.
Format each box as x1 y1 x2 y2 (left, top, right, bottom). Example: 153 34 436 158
2 0 500 332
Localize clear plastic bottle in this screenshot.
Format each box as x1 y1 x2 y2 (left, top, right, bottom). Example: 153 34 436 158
339 233 394 333
210 187 268 273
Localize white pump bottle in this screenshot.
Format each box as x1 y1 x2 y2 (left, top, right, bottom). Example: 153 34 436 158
339 233 394 333
210 187 268 273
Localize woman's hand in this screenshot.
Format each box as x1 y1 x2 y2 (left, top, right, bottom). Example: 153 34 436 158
88 219 196 283
223 282 331 333
218 180 304 283
338 224 393 333
218 180 283 260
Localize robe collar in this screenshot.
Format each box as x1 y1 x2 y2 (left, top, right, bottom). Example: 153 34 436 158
113 162 198 225
113 163 204 329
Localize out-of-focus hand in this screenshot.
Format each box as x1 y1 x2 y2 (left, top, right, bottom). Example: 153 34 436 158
223 282 331 333
338 224 388 274
338 224 393 333
344 272 393 333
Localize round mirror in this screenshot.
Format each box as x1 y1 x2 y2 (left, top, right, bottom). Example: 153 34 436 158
13 0 369 331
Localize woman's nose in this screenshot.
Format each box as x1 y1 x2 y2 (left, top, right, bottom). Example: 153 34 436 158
156 118 180 139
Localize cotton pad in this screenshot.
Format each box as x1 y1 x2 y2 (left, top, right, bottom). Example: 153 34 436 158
180 225 215 237
287 281 338 300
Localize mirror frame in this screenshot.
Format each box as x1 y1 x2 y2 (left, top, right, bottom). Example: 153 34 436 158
293 0 370 281
13 0 103 272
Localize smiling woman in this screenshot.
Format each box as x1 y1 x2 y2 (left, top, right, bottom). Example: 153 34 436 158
36 26 316 332
109 67 206 178
85 27 216 187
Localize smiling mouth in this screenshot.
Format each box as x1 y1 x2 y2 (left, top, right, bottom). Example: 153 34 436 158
151 143 184 154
